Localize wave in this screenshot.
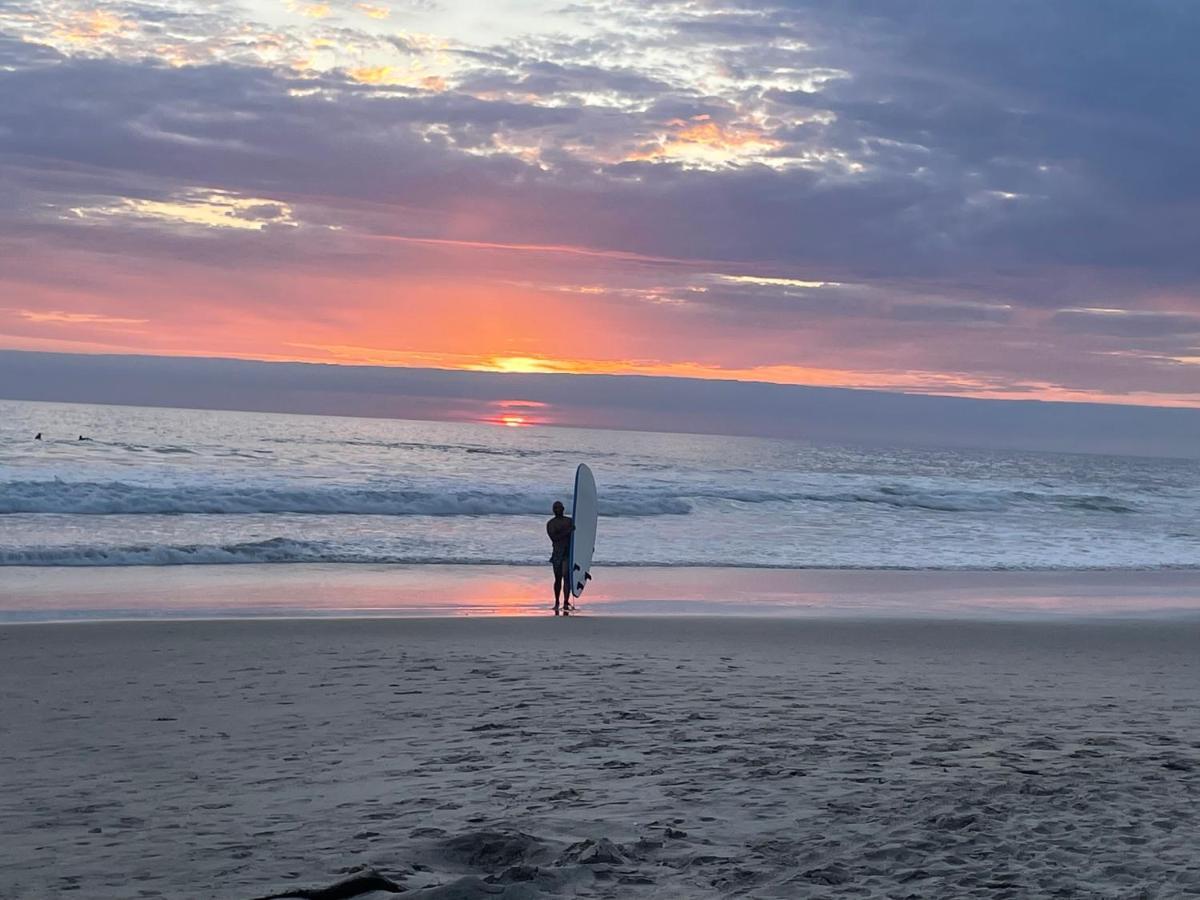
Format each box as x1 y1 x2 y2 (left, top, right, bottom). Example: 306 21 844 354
263 436 619 461
800 487 1137 514
3 538 1198 569
0 538 335 567
4 540 1198 569
0 478 1141 518
681 485 1137 514
0 480 688 517
0 538 562 567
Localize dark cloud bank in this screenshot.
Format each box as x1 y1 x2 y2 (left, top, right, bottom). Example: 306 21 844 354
2 351 1196 458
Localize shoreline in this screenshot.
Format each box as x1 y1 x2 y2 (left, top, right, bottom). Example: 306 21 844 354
3 563 1200 624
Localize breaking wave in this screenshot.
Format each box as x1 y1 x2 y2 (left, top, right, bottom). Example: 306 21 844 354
0 479 1142 518
793 487 1136 514
0 538 555 567
0 480 689 517
0 538 339 567
2 539 1195 569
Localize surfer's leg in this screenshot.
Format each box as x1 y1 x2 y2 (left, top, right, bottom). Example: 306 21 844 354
559 559 572 610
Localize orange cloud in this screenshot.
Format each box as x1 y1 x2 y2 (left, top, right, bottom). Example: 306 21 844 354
629 115 783 166
347 67 446 91
628 116 787 165
295 3 332 19
356 3 391 19
272 341 1041 397
11 308 146 328
468 354 938 390
670 116 774 148
53 9 135 46
348 65 394 84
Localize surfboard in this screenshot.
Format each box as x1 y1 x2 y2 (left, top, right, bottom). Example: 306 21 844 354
568 463 597 599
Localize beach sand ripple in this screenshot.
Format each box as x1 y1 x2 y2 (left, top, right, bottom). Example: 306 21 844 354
1 618 1198 898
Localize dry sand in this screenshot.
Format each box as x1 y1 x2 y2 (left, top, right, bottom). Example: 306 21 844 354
2 617 1198 898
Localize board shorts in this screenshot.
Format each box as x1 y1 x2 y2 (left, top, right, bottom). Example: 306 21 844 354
550 546 569 568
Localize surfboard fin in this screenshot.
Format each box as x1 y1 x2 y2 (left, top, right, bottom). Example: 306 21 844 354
585 573 592 581
575 582 583 591
573 564 581 572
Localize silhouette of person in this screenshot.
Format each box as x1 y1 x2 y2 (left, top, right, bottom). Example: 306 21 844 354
546 500 574 614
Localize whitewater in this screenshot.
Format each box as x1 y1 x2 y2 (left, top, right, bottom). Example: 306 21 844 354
1 399 1197 571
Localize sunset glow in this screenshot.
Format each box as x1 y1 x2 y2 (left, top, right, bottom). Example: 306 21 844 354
7 12 1200 899
1 0 1198 413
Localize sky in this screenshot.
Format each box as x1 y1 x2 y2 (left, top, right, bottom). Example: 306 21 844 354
1 0 1199 415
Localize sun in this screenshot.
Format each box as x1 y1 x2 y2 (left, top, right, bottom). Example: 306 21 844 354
480 400 546 427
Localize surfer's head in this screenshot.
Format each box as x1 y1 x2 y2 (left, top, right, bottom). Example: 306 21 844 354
552 501 565 515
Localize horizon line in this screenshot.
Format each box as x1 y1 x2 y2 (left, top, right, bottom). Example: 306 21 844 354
3 347 1199 415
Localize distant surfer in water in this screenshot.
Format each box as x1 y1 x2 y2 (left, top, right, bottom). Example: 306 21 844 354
547 500 574 614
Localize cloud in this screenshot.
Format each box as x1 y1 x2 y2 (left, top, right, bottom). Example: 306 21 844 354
356 4 391 20
3 2 1195 283
67 190 300 232
291 3 333 20
0 0 1198 408
890 301 1014 324
1052 308 1200 337
6 308 146 327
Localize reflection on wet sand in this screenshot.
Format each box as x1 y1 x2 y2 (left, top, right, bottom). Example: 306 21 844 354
2 564 1200 623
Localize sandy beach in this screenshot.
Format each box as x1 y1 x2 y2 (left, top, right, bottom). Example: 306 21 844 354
3 616 1198 898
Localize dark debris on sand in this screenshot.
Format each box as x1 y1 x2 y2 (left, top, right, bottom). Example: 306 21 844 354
250 829 666 900
250 870 405 899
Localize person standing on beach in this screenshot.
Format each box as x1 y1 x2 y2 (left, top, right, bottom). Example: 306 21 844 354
547 500 574 614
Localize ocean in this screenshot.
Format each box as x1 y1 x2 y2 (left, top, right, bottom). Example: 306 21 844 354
1 398 1197 573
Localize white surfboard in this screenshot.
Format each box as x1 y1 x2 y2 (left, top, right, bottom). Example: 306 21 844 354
568 463 597 599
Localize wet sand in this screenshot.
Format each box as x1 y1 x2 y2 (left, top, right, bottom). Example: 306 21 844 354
2 616 1198 898
3 563 1200 621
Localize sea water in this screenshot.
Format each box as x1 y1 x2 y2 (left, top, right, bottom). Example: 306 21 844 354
2 399 1197 573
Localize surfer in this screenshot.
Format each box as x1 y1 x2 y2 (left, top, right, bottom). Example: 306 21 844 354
547 500 574 614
